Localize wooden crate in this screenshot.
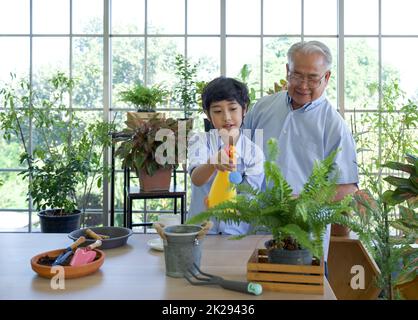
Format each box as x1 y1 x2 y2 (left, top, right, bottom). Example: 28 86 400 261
247 249 324 295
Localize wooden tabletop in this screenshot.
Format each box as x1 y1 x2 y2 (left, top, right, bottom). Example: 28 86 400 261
0 233 336 300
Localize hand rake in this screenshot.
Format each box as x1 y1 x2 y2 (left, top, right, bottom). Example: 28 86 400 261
184 263 262 296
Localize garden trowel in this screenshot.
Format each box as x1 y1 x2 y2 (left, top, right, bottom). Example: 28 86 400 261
52 236 86 266
70 240 102 266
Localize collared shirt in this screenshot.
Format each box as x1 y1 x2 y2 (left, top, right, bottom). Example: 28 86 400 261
188 130 265 235
243 91 359 260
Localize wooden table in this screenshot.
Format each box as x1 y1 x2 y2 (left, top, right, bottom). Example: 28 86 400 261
0 233 336 300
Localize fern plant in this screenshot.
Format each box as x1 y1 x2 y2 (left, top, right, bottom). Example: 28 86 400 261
188 138 364 260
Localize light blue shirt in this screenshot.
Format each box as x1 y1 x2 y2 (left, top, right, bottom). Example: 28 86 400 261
188 130 265 235
244 91 359 260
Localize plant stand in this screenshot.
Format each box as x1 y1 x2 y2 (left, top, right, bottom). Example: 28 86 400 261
247 249 324 295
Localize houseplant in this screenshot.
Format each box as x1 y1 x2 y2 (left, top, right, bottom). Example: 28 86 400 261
351 154 417 299
173 54 200 121
119 82 169 120
114 113 192 192
0 72 114 232
187 138 363 264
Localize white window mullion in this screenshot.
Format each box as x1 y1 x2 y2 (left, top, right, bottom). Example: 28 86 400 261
337 0 345 116
221 0 226 76
102 0 111 226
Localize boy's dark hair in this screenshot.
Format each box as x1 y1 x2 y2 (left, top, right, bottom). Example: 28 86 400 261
201 77 250 111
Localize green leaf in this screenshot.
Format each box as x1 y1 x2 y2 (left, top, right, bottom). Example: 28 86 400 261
383 161 414 174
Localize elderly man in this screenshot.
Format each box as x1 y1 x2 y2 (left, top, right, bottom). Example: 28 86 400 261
244 40 359 272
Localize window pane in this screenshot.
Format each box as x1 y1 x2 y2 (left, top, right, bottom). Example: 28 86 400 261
264 0 301 35
188 0 220 34
111 37 145 109
187 37 220 81
304 0 337 35
382 38 418 99
147 37 184 85
148 0 185 34
345 0 378 35
226 0 260 35
73 0 103 34
73 37 103 109
0 211 29 232
226 38 260 96
0 0 29 34
0 172 28 209
112 0 145 34
33 0 69 34
0 134 26 170
263 37 298 93
382 0 418 35
32 37 69 76
345 38 379 110
31 211 40 232
0 37 29 82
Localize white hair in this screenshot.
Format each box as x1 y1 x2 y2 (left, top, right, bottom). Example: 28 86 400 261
287 41 333 71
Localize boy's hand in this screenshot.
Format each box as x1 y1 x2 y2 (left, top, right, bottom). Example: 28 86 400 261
208 148 236 172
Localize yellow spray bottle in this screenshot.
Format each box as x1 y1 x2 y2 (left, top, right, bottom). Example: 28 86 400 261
207 145 242 208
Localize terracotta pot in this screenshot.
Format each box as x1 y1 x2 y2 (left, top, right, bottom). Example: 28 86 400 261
331 223 350 237
139 167 172 192
127 111 165 121
31 248 105 279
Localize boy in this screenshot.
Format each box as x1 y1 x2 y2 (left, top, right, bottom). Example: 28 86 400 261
188 77 265 235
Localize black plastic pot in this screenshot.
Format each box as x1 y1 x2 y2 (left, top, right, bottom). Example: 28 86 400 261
265 240 313 265
38 209 81 233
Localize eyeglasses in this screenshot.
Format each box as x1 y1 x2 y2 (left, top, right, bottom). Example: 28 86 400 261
287 72 328 89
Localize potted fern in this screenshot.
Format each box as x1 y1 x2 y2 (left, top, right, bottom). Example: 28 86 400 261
119 82 169 121
188 138 362 265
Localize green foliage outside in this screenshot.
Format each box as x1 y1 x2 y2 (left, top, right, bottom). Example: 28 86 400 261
173 54 200 118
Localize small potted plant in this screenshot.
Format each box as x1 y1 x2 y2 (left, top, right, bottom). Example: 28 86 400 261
188 138 363 265
114 113 192 192
119 82 169 121
0 72 114 232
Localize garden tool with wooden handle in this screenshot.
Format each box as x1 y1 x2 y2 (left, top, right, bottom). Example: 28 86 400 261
197 221 214 240
70 240 102 266
85 228 110 240
52 236 86 266
153 222 167 240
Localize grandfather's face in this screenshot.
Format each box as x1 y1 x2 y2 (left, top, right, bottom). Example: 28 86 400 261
286 51 331 109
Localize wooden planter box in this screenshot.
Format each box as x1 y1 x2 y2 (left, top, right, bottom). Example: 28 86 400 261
247 249 324 295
